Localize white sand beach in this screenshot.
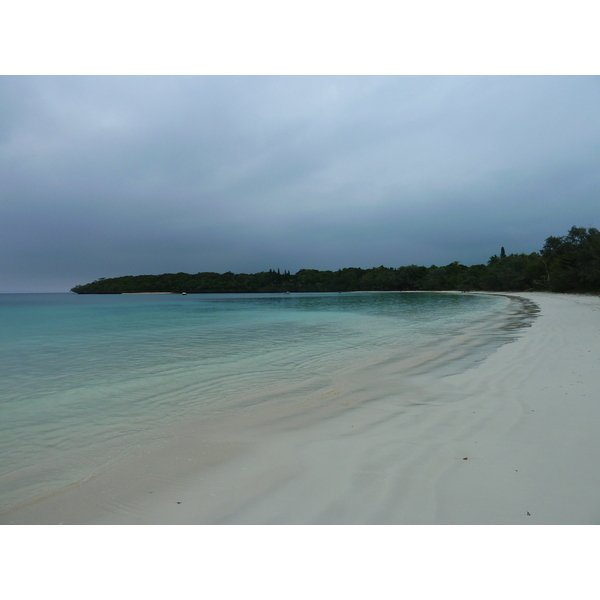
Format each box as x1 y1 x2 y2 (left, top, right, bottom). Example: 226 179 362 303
2 291 600 525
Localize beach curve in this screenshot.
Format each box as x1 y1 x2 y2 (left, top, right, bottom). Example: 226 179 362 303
2 292 599 525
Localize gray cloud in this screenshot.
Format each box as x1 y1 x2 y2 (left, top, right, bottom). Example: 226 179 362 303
1 76 599 291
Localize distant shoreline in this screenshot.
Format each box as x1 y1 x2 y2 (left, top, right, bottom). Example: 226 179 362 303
69 226 600 296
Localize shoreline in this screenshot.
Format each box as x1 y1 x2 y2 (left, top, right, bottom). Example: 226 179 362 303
2 292 599 524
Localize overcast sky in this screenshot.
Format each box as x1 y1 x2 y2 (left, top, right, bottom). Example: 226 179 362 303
1 75 599 292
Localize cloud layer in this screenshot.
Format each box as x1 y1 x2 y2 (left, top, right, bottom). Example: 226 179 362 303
1 76 599 292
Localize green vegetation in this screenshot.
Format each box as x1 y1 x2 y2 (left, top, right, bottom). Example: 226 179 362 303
71 226 600 294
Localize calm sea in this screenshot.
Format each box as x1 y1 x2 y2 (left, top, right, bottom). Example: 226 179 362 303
0 291 532 511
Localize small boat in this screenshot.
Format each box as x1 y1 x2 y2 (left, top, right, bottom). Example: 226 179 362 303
181 292 187 295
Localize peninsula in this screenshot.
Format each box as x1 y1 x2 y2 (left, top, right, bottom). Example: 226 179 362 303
71 226 600 295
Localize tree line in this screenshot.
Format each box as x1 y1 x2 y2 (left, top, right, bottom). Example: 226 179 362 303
71 226 600 295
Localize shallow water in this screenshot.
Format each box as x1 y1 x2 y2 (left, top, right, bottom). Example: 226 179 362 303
0 291 534 511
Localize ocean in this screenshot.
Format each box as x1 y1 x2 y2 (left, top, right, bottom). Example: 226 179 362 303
0 291 536 513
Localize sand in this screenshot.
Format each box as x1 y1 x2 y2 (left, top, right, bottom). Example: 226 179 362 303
2 291 599 525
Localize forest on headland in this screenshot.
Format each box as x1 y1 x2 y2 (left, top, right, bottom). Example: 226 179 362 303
71 226 600 295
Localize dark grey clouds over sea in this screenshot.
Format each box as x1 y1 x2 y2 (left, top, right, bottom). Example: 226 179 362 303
1 76 599 292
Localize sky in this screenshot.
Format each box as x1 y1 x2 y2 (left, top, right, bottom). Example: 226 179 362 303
1 75 599 292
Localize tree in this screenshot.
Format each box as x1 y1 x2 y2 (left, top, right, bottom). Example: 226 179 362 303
541 226 600 291
70 225 600 295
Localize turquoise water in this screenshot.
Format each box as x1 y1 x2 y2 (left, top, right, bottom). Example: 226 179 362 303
0 291 524 511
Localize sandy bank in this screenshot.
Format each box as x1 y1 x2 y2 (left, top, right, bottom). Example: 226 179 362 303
2 292 599 525
433 292 600 524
